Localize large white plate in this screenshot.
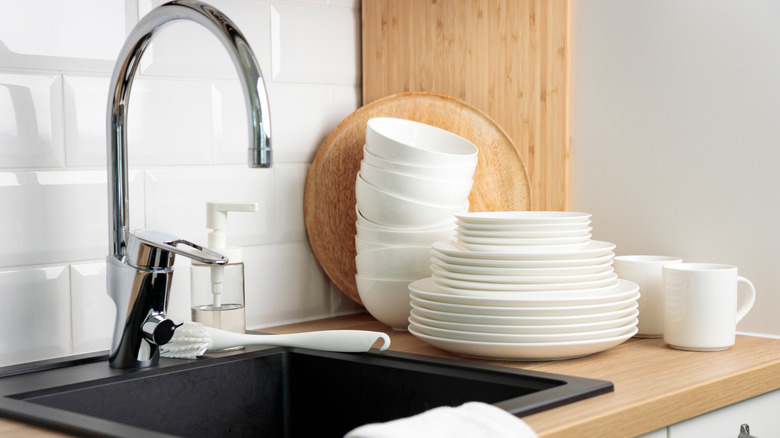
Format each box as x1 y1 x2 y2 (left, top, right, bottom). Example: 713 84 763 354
409 307 639 334
410 300 639 326
409 290 640 317
455 211 592 224
409 325 638 361
409 317 636 343
430 257 614 277
455 227 592 239
431 239 616 260
433 276 619 298
456 221 592 232
430 263 615 285
408 277 639 307
455 234 592 246
431 250 615 269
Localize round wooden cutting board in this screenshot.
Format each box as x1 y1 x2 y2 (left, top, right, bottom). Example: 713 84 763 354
304 92 531 305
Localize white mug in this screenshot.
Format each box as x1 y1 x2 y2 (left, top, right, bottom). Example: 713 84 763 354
662 263 756 351
613 255 682 338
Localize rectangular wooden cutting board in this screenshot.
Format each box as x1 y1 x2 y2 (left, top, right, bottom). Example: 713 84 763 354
362 0 572 211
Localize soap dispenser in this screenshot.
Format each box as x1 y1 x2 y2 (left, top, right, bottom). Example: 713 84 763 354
191 202 258 342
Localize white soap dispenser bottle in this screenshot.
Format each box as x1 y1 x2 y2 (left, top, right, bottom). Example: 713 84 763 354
191 202 258 342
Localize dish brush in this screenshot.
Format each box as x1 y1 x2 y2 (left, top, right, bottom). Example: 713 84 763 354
160 322 391 359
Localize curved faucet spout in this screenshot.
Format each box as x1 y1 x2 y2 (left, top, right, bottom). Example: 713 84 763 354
105 0 271 369
108 0 271 261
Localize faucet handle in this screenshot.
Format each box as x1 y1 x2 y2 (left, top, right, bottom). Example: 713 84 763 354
142 314 182 346
127 229 228 269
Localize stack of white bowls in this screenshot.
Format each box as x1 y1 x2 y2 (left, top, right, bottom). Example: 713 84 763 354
408 211 640 360
355 117 478 330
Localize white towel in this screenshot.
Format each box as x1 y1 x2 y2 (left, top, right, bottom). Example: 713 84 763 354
344 402 538 438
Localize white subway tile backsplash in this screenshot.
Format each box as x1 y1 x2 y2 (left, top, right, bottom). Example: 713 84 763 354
144 167 275 247
138 0 272 80
270 2 360 85
0 266 70 366
126 77 213 166
0 72 64 168
266 83 332 163
0 170 144 268
0 0 125 73
274 164 308 243
243 243 332 329
70 262 115 354
211 80 250 165
63 74 110 168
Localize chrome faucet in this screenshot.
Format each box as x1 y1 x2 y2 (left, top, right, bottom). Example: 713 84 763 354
105 0 271 369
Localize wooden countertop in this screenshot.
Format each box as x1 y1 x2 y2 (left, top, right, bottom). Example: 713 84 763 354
4 312 780 437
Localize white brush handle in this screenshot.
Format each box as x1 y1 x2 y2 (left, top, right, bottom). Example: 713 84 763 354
203 327 391 353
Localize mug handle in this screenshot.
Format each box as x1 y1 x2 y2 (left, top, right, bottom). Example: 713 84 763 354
736 276 756 323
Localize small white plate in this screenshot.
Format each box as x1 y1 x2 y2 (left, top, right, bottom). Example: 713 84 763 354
408 325 638 361
455 234 592 247
455 227 592 239
430 256 614 277
432 239 616 260
431 250 615 269
432 273 619 294
456 221 592 233
429 263 615 285
409 307 639 334
410 299 639 325
455 211 592 224
408 277 639 307
409 290 640 317
409 317 636 343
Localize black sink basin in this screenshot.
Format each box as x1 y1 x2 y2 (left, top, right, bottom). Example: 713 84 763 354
0 347 612 437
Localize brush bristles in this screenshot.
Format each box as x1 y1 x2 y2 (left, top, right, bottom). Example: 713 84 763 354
160 322 211 359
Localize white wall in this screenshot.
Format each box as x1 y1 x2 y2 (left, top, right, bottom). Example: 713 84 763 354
572 1 780 335
0 0 362 366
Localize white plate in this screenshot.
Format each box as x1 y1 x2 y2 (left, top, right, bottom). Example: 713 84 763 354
430 257 614 277
455 234 591 247
456 221 592 233
408 325 638 361
431 250 615 269
408 277 639 307
455 227 592 239
455 211 592 224
409 290 640 317
409 308 639 334
410 300 639 325
456 241 592 253
409 317 636 343
432 239 616 260
433 274 619 296
429 263 615 285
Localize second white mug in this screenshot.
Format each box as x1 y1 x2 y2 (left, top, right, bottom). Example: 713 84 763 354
662 263 756 351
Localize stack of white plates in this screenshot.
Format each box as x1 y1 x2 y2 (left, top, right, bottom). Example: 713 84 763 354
408 211 639 360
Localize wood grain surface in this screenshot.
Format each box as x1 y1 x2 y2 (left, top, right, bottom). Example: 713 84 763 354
263 313 780 438
362 0 572 211
304 92 530 305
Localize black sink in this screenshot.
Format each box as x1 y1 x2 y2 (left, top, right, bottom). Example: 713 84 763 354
0 347 612 437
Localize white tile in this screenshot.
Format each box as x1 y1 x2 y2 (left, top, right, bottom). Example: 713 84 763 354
0 266 70 366
144 167 275 247
0 0 125 73
266 83 331 163
243 243 332 329
328 278 363 316
63 74 110 168
138 0 272 80
70 262 115 354
327 85 361 129
327 0 359 8
0 170 144 268
211 80 250 165
274 164 308 243
126 77 213 165
0 72 64 168
270 3 360 85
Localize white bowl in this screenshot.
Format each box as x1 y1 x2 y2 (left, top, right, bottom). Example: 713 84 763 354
360 160 473 205
355 235 393 253
356 205 455 232
356 221 454 246
354 245 432 279
355 275 412 331
366 117 478 166
363 146 477 181
355 174 467 228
